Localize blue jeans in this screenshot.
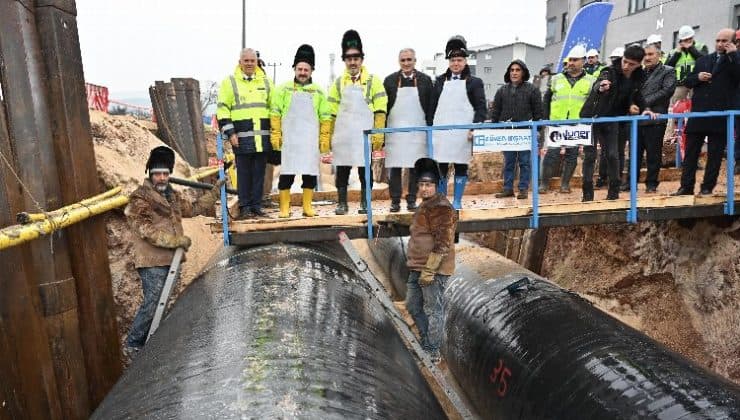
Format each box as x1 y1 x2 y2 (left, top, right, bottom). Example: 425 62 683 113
126 266 169 348
406 271 448 352
503 150 531 191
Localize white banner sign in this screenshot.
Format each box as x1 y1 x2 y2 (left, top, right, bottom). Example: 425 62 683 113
544 124 593 148
472 129 532 152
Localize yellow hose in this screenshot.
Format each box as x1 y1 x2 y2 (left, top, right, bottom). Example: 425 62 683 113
2 164 226 250
17 186 122 224
0 194 130 251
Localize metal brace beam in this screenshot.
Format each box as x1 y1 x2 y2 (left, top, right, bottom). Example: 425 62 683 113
337 232 476 419
146 247 185 342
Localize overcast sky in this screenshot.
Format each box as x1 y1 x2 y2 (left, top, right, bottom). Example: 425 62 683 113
76 0 546 98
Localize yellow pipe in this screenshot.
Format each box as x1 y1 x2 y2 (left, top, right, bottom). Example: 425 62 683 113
3 163 231 250
0 194 130 251
17 186 122 224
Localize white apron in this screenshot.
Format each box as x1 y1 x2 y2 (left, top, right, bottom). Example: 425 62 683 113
281 91 319 176
331 85 374 167
385 85 428 168
432 79 474 164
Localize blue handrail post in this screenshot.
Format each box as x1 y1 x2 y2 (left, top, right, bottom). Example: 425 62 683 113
628 119 638 223
364 130 373 240
216 132 230 246
530 123 540 229
675 118 684 168
726 115 735 215
426 127 434 158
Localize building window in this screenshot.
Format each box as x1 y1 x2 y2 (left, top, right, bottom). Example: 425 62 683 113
485 54 492 60
735 4 740 29
561 12 569 40
628 0 646 14
486 83 492 90
546 17 557 45
484 67 493 74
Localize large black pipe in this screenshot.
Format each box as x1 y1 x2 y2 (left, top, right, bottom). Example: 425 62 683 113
92 243 446 419
367 237 409 300
371 240 740 418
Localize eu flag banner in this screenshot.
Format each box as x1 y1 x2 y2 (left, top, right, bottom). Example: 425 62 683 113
556 2 614 73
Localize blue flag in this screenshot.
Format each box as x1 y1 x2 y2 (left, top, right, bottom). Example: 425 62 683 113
556 2 614 73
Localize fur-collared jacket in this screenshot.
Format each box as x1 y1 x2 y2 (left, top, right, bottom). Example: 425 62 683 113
406 193 458 275
125 180 215 268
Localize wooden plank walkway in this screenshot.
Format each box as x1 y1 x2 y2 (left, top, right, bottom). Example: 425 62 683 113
213 190 740 246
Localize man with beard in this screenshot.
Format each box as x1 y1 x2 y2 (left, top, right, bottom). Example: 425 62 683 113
124 146 224 352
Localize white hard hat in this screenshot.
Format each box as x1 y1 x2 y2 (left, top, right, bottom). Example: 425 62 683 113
678 25 695 40
609 47 625 59
646 34 662 45
567 45 587 59
586 49 599 58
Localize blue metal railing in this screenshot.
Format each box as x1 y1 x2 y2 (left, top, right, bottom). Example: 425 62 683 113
216 133 230 246
363 110 739 239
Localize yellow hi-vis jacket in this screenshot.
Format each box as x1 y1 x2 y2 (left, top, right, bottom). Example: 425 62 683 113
549 72 597 120
327 66 387 116
269 81 333 152
217 65 274 154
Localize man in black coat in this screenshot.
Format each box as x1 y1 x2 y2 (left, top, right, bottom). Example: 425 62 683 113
383 48 434 212
673 28 740 196
429 35 487 209
580 45 650 201
490 59 543 199
637 44 676 192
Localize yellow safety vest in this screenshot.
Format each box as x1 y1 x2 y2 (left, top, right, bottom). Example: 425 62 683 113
327 66 387 116
549 72 597 120
270 81 332 121
217 66 273 152
671 42 705 80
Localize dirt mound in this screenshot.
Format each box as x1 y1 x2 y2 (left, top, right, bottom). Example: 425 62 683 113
91 112 221 354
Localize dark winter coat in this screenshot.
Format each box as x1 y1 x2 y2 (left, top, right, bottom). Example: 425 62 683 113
406 193 458 275
580 58 647 118
639 62 676 125
383 69 435 125
490 60 543 123
684 51 740 135
430 65 487 123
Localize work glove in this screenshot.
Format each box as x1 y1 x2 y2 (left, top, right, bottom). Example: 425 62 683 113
199 177 228 207
419 252 444 287
319 119 333 154
270 115 282 151
175 235 192 251
371 112 386 152
152 232 190 250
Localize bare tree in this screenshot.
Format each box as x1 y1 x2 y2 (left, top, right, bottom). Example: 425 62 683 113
200 80 219 114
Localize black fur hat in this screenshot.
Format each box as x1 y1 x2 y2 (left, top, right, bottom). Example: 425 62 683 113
445 35 468 59
293 44 315 68
414 158 442 183
341 29 364 59
146 146 175 174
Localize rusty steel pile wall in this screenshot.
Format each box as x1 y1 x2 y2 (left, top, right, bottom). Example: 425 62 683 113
0 1 121 418
149 78 207 167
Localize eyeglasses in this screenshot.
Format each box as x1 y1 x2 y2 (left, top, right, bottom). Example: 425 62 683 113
399 58 415 62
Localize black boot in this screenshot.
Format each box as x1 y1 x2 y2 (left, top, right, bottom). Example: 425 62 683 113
606 181 620 200
582 182 594 202
390 199 401 213
406 196 417 211
358 188 368 214
335 187 348 215
560 158 576 193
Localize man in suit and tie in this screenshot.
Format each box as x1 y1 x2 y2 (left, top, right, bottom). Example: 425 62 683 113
672 28 740 196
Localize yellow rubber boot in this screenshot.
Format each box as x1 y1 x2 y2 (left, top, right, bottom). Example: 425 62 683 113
278 189 291 218
302 188 316 217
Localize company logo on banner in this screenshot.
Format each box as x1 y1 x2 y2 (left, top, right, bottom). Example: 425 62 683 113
473 129 531 152
544 124 593 148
